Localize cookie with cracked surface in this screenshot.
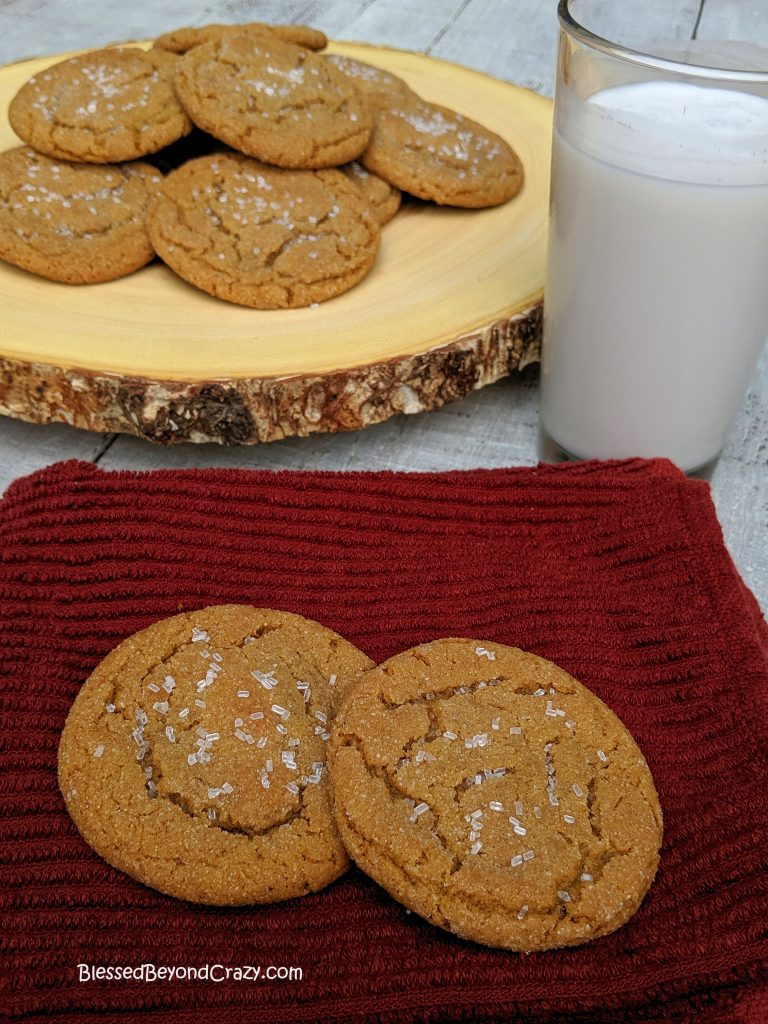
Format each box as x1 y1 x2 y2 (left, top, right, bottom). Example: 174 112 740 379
154 22 327 54
8 47 193 163
329 638 663 951
174 34 372 169
324 53 414 108
341 160 401 226
147 152 380 308
0 146 162 283
361 97 524 208
58 605 374 905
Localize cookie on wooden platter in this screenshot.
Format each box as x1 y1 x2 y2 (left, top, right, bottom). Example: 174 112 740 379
329 638 663 951
174 33 372 169
154 22 327 55
340 160 401 225
147 152 380 308
58 605 374 905
325 53 414 107
361 95 524 207
9 47 193 163
0 145 162 283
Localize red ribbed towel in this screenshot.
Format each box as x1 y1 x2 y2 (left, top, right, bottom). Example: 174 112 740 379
1 458 766 1023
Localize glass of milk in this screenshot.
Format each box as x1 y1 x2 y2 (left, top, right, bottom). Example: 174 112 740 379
539 0 768 476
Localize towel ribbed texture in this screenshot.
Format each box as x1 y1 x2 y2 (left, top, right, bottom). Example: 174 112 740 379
1 458 766 1023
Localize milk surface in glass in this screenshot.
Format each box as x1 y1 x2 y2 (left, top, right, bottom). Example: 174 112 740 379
541 80 768 472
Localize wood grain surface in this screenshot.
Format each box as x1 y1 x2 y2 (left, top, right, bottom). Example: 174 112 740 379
0 44 550 443
0 0 766 612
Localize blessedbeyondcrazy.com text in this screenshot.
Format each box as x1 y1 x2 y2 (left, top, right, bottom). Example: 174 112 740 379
78 963 303 983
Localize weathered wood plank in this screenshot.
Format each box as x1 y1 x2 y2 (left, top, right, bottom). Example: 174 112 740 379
559 0 702 47
0 418 112 497
212 0 326 29
428 0 706 96
303 0 473 49
0 0 222 61
696 0 768 42
709 345 768 602
427 0 560 94
283 1 379 39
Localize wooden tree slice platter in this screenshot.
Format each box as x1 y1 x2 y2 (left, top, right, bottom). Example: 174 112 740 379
0 42 552 445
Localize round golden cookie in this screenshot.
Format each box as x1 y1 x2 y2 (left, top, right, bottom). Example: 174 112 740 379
329 638 663 951
147 152 380 309
325 53 413 108
58 605 374 905
154 22 327 54
361 97 524 208
8 47 193 163
0 146 162 284
174 34 372 169
341 161 401 226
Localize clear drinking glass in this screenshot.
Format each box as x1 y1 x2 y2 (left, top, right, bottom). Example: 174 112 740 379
539 0 768 476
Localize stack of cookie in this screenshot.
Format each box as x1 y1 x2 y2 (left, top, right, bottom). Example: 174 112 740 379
1 21 524 308
59 605 662 952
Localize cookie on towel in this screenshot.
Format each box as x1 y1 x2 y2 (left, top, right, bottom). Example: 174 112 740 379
329 637 663 950
0 145 162 283
174 33 372 168
9 47 192 163
361 96 524 207
147 152 380 308
154 22 327 54
58 605 374 905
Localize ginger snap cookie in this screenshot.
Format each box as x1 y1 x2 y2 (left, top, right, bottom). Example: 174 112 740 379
0 146 162 283
174 34 372 169
9 47 192 163
147 152 380 308
58 605 374 905
329 638 663 951
341 160 401 226
361 96 524 208
325 53 413 108
154 22 327 54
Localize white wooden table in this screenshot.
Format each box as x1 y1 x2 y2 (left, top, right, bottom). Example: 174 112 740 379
1 0 766 610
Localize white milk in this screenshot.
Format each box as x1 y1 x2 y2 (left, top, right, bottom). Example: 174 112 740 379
541 80 768 471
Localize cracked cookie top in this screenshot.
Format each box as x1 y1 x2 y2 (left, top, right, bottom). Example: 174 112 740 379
361 96 524 208
9 47 193 163
329 638 662 951
154 22 328 55
340 160 401 226
324 53 413 108
173 33 372 169
0 146 162 283
147 152 380 308
58 605 374 905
